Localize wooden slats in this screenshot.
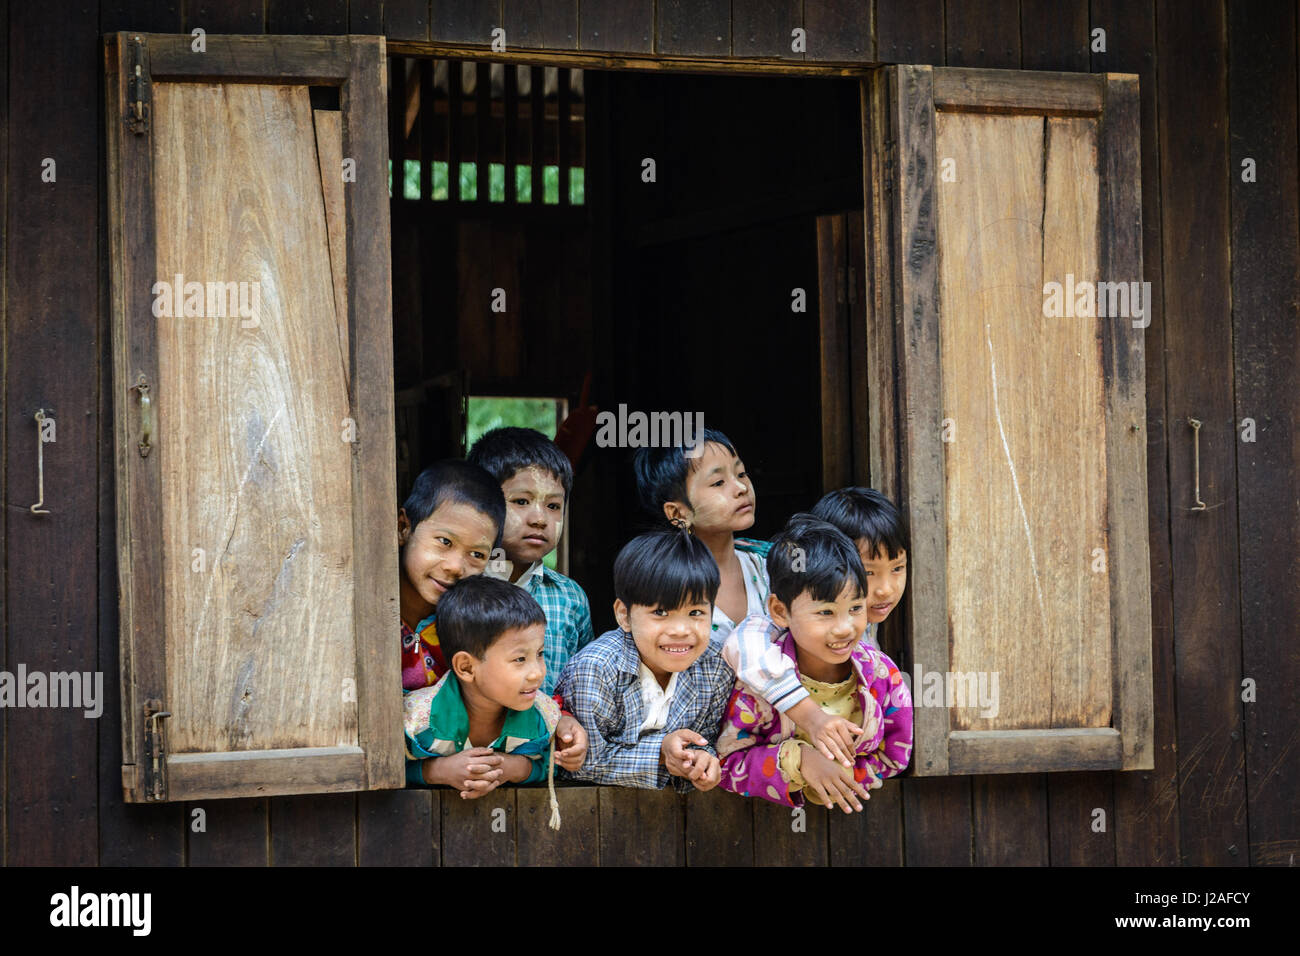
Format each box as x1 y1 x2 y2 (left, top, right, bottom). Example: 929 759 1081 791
186 0 264 34
167 747 368 800
531 65 545 202
581 0 653 53
476 61 491 203
732 0 802 59
657 0 729 57
946 0 1020 69
149 34 352 81
269 0 348 35
803 0 871 61
505 0 579 50
187 799 269 865
359 789 437 865
558 67 571 203
933 67 1103 115
432 0 497 44
875 0 943 65
271 794 357 865
949 729 1123 774
1228 0 1300 868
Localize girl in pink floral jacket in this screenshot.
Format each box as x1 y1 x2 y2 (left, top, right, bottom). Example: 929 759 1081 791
716 515 914 810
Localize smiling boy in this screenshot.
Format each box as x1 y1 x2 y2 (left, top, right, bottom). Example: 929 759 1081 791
404 575 569 803
399 460 506 691
717 516 913 812
555 530 734 792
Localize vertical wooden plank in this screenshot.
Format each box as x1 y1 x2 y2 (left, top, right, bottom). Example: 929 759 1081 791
270 794 357 865
829 780 904 866
450 59 464 204
903 778 972 866
803 0 871 62
517 787 600 864
504 0 579 49
753 798 828 866
100 1 185 33
269 1 349 34
1228 0 1300 868
581 0 653 53
970 775 1048 865
504 63 519 203
420 58 435 201
1048 773 1117 865
846 211 872 487
359 789 438 866
558 67 571 204
530 65 544 203
875 0 943 65
817 213 853 490
442 789 517 865
0 0 8 866
187 799 270 865
187 1 265 34
657 0 730 57
1156 0 1247 866
5 0 100 866
733 0 802 59
386 0 432 42
343 35 405 792
476 61 491 205
1091 0 1180 867
1019 0 1088 71
432 0 498 44
598 788 684 865
390 57 409 199
945 0 1019 69
685 788 754 866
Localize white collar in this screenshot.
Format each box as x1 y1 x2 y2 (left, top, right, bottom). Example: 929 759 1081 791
513 560 544 590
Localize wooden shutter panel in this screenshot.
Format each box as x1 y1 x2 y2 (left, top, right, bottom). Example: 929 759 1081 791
105 34 402 801
866 66 1153 775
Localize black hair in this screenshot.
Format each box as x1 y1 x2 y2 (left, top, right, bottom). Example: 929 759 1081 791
613 529 721 612
810 487 909 560
437 574 546 661
467 426 574 500
401 460 506 549
632 427 739 522
767 514 868 608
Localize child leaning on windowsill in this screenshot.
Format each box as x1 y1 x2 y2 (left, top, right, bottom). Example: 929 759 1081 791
722 487 909 770
717 515 913 812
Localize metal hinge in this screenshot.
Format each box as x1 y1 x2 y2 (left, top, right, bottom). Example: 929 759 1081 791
126 35 150 135
143 698 171 801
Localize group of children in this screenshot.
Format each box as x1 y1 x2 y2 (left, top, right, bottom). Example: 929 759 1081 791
399 426 914 823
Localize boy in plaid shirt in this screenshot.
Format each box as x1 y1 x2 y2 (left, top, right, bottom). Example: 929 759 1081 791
555 530 733 792
468 428 595 695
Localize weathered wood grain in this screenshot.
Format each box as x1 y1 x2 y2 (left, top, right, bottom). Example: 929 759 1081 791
1091 0 1181 867
442 789 518 865
517 785 600 864
269 0 348 35
818 213 854 490
598 788 684 864
949 729 1121 774
385 0 432 42
1228 0 1300 867
314 109 351 396
829 778 904 866
152 81 359 755
971 774 1048 865
504 1 579 50
149 34 352 81
804 0 871 62
186 798 269 865
1156 0 1248 866
581 0 653 53
903 777 972 865
1048 772 1116 865
945 0 1019 69
753 796 828 866
4 2 101 864
1019 0 1089 72
933 68 1102 115
875 0 943 65
657 0 729 57
359 789 437 866
732 0 802 59
685 787 754 865
270 793 357 865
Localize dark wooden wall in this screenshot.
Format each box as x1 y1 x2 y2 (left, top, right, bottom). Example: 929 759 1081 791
1 0 1295 866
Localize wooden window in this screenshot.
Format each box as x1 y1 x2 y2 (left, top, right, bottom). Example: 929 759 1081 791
865 66 1153 775
105 34 402 801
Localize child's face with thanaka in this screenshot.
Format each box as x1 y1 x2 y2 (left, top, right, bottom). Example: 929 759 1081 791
857 543 907 624
614 598 712 688
662 443 755 534
499 466 566 574
768 580 867 683
453 623 547 712
398 501 497 621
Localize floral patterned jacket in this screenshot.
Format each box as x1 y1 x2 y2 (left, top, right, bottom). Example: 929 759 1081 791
716 631 913 807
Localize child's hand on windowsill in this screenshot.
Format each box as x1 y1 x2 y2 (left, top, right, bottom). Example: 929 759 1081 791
554 714 588 771
787 698 863 768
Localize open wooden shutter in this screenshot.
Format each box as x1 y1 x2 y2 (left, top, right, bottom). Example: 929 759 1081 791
865 66 1153 775
105 33 402 801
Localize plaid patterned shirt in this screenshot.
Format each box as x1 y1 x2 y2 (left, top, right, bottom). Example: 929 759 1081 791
517 563 595 696
554 628 735 791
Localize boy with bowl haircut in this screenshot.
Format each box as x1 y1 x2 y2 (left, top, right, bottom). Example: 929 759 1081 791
399 460 506 691
723 487 908 769
716 516 913 812
467 427 595 695
554 530 735 792
404 575 569 819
